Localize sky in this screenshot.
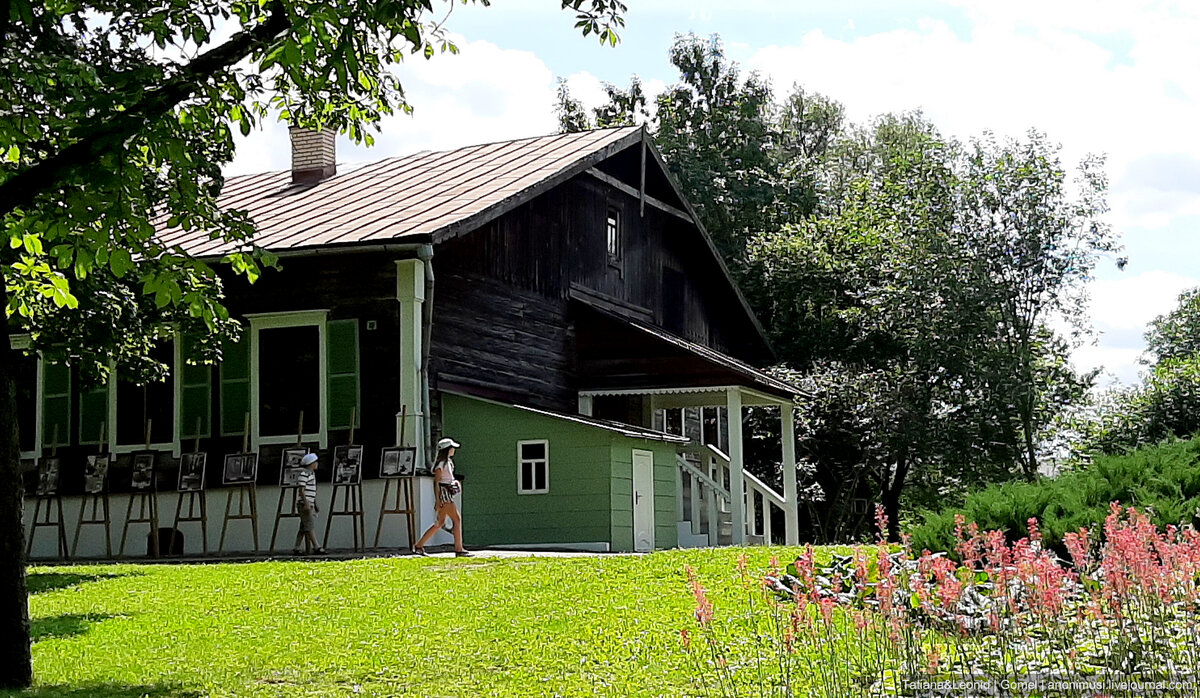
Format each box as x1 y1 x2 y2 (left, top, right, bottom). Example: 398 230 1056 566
227 0 1200 386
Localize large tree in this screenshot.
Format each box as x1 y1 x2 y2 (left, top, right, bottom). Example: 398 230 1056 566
0 0 625 687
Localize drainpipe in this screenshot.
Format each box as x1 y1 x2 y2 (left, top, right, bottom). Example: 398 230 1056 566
417 244 435 471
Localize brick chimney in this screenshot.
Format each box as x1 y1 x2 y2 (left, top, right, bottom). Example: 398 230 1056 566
289 125 336 184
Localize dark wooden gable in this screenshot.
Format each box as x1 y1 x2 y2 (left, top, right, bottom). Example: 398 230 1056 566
429 137 773 414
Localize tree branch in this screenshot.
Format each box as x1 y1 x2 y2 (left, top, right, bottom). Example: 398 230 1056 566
0 1 290 221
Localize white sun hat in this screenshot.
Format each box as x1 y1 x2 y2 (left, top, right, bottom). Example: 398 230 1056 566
437 437 460 450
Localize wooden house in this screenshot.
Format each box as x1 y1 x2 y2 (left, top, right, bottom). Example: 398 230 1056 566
21 126 802 557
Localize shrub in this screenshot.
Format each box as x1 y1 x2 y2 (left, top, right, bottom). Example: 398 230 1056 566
909 437 1200 555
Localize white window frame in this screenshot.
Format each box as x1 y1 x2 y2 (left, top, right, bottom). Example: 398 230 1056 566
516 439 550 495
247 310 329 451
606 207 622 266
110 335 181 457
9 335 40 461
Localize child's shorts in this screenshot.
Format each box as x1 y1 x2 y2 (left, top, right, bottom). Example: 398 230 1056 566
298 498 316 533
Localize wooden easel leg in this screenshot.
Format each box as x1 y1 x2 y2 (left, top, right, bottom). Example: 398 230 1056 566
26 498 42 558
198 492 208 554
101 494 112 558
355 486 365 552
150 495 159 559
219 489 234 551
404 480 416 550
56 497 69 560
249 488 260 553
119 494 136 556
373 479 391 548
71 498 87 558
322 486 338 551
269 488 287 552
173 493 185 556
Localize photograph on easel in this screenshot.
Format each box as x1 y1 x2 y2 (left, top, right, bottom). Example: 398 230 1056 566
178 452 207 491
380 447 416 478
222 452 259 485
36 457 61 495
84 454 110 494
279 447 310 487
332 445 363 484
131 452 156 490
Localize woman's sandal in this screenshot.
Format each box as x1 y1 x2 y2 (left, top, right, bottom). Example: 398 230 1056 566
455 550 472 557
413 547 428 557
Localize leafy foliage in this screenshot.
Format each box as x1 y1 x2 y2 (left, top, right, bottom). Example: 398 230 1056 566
909 436 1200 554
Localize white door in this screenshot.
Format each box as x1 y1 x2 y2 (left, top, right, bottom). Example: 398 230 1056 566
632 449 655 552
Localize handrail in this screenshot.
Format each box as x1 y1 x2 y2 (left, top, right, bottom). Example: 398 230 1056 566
744 470 786 508
675 454 730 500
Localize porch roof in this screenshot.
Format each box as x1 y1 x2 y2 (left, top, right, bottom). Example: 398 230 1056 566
574 304 804 403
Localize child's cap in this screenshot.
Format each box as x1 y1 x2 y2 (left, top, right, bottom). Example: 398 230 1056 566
300 453 319 466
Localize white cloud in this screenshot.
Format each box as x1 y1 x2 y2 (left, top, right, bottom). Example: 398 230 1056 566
1073 270 1200 382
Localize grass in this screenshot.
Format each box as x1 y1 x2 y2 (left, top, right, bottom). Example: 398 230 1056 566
8 547 845 697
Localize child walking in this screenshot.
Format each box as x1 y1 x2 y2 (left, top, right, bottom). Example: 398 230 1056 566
293 452 325 555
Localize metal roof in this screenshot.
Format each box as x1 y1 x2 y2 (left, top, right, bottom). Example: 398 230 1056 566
159 126 644 257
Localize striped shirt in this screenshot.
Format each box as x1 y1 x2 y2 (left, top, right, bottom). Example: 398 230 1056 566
298 469 317 505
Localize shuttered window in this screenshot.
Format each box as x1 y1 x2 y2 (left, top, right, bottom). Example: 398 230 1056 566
220 335 250 436
78 378 109 446
42 362 70 449
326 319 360 431
180 345 212 441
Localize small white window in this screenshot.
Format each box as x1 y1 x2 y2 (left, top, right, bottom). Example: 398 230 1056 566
517 439 549 494
606 208 621 265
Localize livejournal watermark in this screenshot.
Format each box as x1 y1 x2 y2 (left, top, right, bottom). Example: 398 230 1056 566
904 674 1200 696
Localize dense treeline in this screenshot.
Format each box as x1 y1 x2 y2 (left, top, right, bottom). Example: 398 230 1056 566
558 34 1121 541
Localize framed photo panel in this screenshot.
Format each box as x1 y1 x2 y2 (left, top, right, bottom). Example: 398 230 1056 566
36 457 61 496
222 452 259 485
178 452 207 492
131 451 156 491
84 454 110 494
380 447 416 478
280 447 310 488
332 445 363 485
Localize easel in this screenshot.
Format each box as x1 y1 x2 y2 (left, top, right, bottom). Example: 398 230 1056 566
73 424 112 558
269 411 307 552
324 409 366 551
27 426 68 559
173 419 208 555
375 406 417 550
219 414 259 552
119 420 160 557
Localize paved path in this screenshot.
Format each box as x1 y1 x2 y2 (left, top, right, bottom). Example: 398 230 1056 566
31 546 630 567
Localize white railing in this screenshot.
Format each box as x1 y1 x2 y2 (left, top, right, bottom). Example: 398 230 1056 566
676 444 786 546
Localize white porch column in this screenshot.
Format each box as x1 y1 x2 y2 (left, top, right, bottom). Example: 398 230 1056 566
395 260 426 466
726 387 746 545
782 403 799 545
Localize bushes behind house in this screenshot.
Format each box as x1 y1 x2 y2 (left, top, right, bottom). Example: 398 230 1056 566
909 436 1200 554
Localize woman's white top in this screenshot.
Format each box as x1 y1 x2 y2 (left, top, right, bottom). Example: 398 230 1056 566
434 459 455 484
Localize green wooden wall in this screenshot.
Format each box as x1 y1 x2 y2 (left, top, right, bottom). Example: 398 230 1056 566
442 394 679 551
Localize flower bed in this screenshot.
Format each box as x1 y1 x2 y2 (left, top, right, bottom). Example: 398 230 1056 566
683 504 1200 697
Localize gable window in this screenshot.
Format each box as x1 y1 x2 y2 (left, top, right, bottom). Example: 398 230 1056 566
517 439 549 494
606 207 621 266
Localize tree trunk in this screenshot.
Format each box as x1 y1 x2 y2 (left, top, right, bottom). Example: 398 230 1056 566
0 288 33 687
881 459 909 544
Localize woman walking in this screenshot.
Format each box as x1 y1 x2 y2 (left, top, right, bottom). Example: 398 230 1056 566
414 437 470 557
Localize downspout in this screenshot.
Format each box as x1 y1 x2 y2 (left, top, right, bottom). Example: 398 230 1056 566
417 244 435 471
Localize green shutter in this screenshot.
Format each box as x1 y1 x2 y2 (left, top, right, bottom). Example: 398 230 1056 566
42 362 70 448
326 319 360 430
220 334 250 435
181 358 211 439
78 379 108 446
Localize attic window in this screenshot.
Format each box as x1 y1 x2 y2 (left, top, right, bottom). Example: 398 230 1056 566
606 207 621 266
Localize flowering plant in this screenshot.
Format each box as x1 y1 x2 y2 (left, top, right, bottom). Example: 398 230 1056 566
681 504 1200 696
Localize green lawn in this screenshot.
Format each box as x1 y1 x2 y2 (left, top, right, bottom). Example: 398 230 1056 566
9 547 833 698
